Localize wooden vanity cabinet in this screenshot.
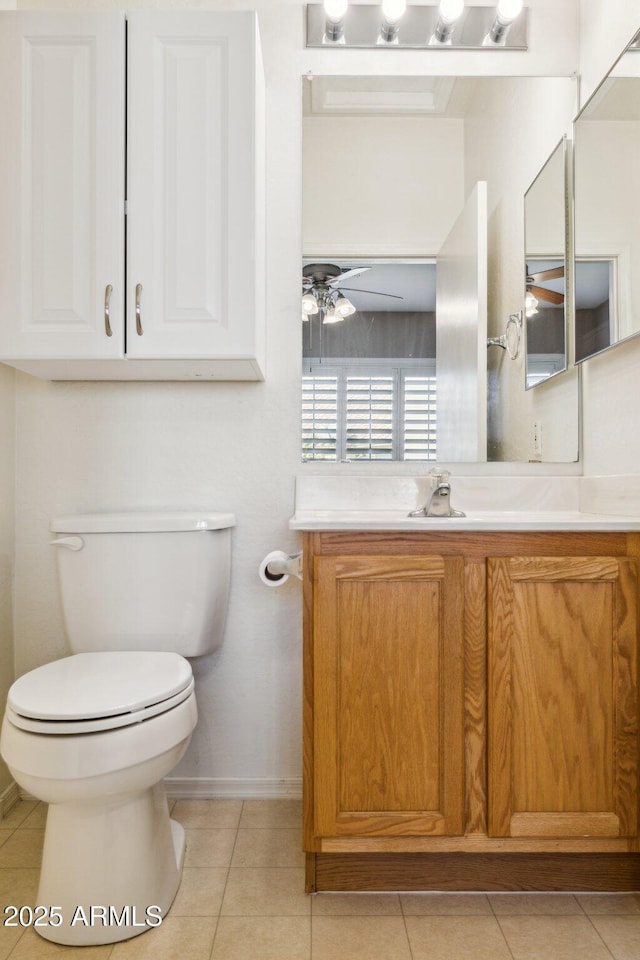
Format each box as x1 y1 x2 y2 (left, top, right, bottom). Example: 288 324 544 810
303 530 640 892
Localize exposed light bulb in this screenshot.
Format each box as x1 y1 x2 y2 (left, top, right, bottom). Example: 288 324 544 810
485 0 523 43
438 0 464 25
431 0 464 44
525 291 538 317
381 0 407 24
323 0 348 23
496 0 524 24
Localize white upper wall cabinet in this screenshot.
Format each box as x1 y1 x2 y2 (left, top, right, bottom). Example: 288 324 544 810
0 11 265 381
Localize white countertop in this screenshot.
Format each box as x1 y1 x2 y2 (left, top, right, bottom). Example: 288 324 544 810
290 509 640 532
290 474 640 532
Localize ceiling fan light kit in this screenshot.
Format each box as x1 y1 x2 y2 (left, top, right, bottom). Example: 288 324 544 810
310 2 528 50
302 262 405 324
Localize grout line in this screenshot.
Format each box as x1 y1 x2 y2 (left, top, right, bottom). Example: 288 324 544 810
583 913 620 960
207 799 244 960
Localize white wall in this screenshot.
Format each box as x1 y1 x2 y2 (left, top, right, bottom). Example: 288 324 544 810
7 0 584 794
303 115 465 257
0 364 14 793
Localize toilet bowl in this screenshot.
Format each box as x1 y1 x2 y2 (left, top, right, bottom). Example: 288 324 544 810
0 512 234 946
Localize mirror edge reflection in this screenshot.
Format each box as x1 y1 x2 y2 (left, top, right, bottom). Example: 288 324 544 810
524 135 572 392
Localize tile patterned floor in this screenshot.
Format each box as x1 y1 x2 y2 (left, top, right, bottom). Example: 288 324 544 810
0 798 638 958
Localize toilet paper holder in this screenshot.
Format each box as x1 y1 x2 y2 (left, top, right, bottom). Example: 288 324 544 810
259 551 303 586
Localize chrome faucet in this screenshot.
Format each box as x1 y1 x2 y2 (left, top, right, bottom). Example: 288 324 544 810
409 470 466 518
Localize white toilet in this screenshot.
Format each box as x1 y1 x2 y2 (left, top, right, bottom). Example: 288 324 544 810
0 511 234 946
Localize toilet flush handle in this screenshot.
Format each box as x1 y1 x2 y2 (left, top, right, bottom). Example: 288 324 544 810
50 536 84 552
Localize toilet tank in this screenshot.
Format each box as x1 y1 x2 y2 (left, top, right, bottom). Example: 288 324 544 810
50 512 235 656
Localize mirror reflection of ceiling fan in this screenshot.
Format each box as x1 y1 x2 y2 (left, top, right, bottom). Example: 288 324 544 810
525 264 564 316
301 262 403 323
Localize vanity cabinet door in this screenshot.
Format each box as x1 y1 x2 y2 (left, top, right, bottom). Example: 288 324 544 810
312 554 465 839
487 555 639 840
0 13 125 360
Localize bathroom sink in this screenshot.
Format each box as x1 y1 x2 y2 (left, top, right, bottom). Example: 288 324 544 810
290 475 640 532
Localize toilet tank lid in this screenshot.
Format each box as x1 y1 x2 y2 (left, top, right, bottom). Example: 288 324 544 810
50 511 236 533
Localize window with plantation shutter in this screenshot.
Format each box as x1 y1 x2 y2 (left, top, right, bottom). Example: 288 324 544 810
345 373 394 460
302 360 436 461
402 373 437 460
301 371 339 460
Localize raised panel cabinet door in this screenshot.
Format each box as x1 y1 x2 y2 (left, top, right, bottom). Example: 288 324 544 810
0 13 125 359
126 12 265 366
488 556 639 839
313 555 465 839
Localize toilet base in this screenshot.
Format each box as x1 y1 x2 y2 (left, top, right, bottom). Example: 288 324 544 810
34 782 184 946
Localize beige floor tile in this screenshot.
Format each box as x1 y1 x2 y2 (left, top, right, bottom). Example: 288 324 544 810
577 893 640 915
0 830 44 869
231 827 304 868
0 923 26 960
0 832 13 851
239 798 302 829
313 892 402 916
590 915 640 960
170 867 228 916
183 828 236 868
498 915 614 959
401 892 492 915
172 799 243 829
212 916 311 960
312 916 412 960
221 867 310 916
109 917 216 960
406 916 512 960
8 926 114 958
489 893 582 915
0 867 40 905
19 803 48 830
0 800 38 830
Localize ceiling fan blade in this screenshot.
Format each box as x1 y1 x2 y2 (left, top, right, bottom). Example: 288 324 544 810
338 286 404 300
328 267 371 285
529 284 564 305
528 266 564 283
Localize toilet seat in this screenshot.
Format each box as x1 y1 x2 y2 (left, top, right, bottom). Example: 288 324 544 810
6 651 194 735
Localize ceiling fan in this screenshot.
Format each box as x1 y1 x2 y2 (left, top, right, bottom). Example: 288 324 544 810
301 262 403 323
525 264 565 316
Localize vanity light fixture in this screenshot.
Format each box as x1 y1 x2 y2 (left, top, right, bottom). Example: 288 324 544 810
484 0 524 44
323 0 348 42
431 0 464 45
379 0 407 43
306 3 527 49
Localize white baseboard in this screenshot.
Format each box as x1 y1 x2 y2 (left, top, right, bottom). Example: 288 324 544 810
0 781 20 819
12 777 303 807
164 777 303 799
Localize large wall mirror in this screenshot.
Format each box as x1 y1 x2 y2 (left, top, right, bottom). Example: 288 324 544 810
302 74 579 463
524 139 568 390
574 36 640 364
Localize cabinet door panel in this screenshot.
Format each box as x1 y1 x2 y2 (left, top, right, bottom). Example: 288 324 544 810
126 12 263 360
0 13 125 358
314 555 465 838
488 556 638 839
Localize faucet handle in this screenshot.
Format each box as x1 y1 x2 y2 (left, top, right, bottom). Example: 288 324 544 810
428 467 450 486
